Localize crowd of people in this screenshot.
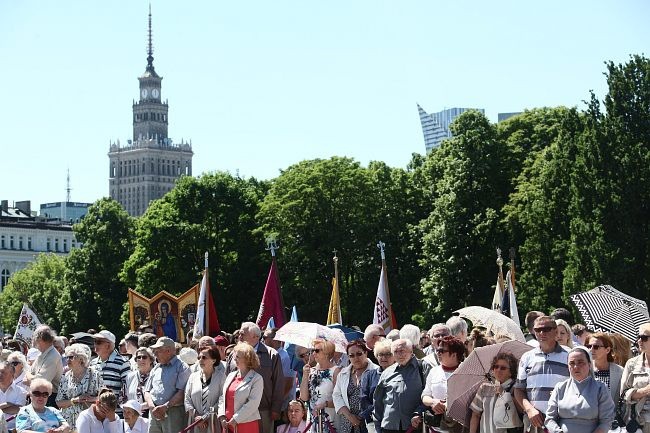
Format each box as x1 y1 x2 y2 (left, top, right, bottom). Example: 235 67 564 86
0 308 649 433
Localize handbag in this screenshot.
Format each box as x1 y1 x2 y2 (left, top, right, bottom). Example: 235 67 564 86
492 384 523 429
609 387 642 433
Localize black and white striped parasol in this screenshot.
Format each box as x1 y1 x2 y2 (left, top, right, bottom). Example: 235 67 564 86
570 285 649 342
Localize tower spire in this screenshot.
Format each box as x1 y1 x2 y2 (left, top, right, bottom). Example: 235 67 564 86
146 3 155 73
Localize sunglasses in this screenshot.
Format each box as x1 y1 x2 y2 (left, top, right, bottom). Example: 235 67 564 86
313 349 322 354
585 344 604 350
435 348 449 355
377 352 393 358
10 361 21 366
31 390 50 398
638 335 650 342
298 352 310 359
534 326 557 333
492 365 509 371
348 352 365 359
135 355 150 360
198 355 211 360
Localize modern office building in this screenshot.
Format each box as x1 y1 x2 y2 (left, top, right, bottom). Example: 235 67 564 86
0 200 78 292
39 202 90 223
417 105 485 152
498 112 522 122
108 8 193 216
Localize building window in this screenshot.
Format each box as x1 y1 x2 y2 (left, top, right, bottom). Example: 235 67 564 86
0 235 4 249
18 236 23 250
9 236 14 249
63 239 68 252
47 238 51 252
28 237 32 250
0 269 9 291
55 238 59 252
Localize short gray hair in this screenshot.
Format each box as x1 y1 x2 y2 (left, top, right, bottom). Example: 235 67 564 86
399 324 421 348
33 325 56 343
446 317 468 338
53 337 65 350
240 322 261 338
6 351 27 371
364 324 384 341
374 339 393 358
0 362 15 375
428 323 451 337
391 338 413 353
65 343 92 367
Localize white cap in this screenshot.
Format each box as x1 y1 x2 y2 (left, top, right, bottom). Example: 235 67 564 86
122 399 142 415
179 347 198 365
92 330 116 344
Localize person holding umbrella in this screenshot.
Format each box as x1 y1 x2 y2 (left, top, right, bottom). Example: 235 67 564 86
469 353 520 433
421 336 465 433
621 323 650 433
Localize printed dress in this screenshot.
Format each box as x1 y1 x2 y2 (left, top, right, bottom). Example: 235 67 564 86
308 367 337 433
56 366 104 427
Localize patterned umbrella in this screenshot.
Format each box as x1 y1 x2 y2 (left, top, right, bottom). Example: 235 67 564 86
446 340 532 426
570 284 649 342
275 321 348 353
454 306 526 342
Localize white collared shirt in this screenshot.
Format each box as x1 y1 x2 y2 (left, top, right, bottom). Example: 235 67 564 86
0 382 28 429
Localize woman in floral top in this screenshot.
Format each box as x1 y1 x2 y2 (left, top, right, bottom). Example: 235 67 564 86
55 344 104 428
299 339 340 433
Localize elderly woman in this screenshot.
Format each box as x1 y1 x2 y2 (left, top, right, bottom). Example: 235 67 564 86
125 347 155 415
7 351 28 389
299 339 340 432
76 388 121 433
466 328 494 354
421 336 465 433
621 324 650 433
360 340 394 433
185 347 226 433
55 344 104 427
121 400 149 433
587 332 623 404
275 400 307 433
546 347 614 433
555 320 573 348
334 340 378 433
469 353 521 433
16 378 70 433
218 343 263 433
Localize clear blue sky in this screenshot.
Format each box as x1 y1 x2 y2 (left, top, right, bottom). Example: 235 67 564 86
1 1 648 209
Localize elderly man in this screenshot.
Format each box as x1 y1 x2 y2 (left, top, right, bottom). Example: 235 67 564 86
514 315 569 433
420 324 450 377
0 362 27 431
25 325 63 406
145 337 191 433
364 324 386 364
227 322 283 433
263 327 295 416
373 339 425 433
445 316 468 343
90 330 130 415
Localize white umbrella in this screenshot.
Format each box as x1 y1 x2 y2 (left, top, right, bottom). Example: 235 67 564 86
275 321 348 353
454 306 526 342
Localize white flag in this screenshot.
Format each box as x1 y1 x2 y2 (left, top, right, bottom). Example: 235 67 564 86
14 303 42 343
193 270 208 338
492 277 503 311
373 262 394 333
505 271 521 326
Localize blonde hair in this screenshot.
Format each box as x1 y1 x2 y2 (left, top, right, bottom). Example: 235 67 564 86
233 343 260 370
373 339 393 358
555 319 573 348
312 339 335 357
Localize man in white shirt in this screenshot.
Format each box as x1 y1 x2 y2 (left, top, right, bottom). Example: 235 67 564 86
0 362 27 431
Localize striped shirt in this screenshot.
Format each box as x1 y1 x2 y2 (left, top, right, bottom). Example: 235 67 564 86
90 350 130 410
514 343 568 414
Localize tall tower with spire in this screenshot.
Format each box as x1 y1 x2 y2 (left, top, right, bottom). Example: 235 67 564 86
108 5 193 216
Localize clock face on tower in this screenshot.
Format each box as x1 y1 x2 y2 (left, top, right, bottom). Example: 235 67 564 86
141 88 148 98
152 89 159 98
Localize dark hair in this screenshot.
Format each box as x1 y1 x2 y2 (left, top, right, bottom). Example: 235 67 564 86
468 328 491 349
525 311 544 332
438 336 465 362
550 308 573 324
199 346 222 363
346 339 369 354
571 324 588 336
491 352 518 378
124 333 139 347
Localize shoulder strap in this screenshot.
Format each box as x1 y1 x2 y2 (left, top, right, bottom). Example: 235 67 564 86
416 359 425 386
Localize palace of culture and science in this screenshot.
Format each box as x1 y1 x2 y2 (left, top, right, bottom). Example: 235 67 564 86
108 9 193 216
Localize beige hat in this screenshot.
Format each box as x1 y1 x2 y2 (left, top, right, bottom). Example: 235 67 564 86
92 330 116 344
150 336 175 349
179 347 198 365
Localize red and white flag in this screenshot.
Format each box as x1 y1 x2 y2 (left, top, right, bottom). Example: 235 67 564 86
373 258 397 333
256 258 286 329
15 303 42 343
193 254 220 337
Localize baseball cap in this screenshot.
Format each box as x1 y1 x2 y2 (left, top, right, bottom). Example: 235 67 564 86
150 336 175 349
214 335 229 347
92 330 116 344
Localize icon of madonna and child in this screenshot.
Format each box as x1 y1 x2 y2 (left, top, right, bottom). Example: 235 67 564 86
153 301 179 341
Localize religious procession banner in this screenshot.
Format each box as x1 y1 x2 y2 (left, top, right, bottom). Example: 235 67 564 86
128 285 199 343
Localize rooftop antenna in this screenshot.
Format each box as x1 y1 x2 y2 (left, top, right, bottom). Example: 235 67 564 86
66 168 71 203
146 3 155 73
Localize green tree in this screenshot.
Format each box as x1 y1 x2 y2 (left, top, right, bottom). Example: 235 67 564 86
121 173 268 331
60 198 135 335
0 253 67 332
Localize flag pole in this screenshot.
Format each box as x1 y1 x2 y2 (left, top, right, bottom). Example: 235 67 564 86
509 247 516 293
496 248 505 295
204 251 209 337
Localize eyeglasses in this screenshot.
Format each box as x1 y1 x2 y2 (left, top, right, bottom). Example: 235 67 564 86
638 335 650 342
313 349 322 354
298 352 310 359
377 353 393 358
533 326 557 333
432 333 448 339
10 361 21 366
64 355 76 361
198 355 211 360
585 344 604 350
31 390 50 398
492 365 509 371
435 348 449 355
135 355 150 360
348 352 365 359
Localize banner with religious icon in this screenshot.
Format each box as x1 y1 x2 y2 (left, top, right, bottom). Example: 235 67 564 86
128 285 199 343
